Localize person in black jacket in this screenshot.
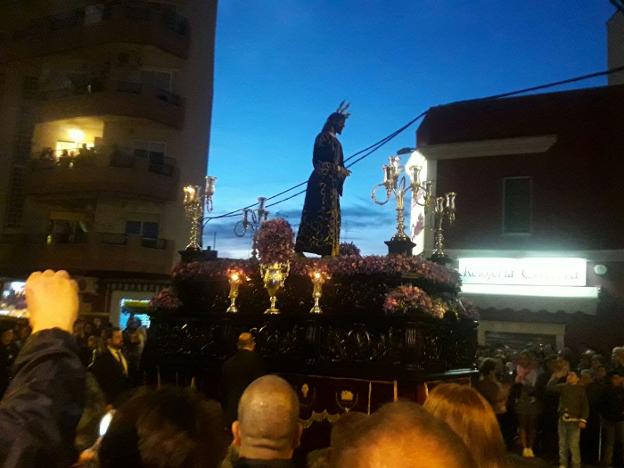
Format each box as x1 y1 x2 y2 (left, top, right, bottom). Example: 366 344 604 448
600 369 624 467
0 269 85 467
90 326 133 406
222 332 266 428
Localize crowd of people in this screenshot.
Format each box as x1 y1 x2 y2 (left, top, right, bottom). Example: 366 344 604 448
2 269 624 467
475 342 624 467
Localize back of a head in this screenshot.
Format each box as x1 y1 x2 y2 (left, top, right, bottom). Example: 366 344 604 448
99 386 226 468
423 384 506 468
236 375 301 457
331 401 476 468
237 332 254 350
330 411 368 448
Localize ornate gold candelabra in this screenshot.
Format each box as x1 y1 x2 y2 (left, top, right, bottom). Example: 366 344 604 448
372 155 434 241
309 269 330 314
182 176 216 251
226 269 246 313
372 153 434 254
430 192 456 261
260 262 290 315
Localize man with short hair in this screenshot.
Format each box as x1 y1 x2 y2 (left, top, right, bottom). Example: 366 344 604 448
91 326 132 406
331 400 476 468
222 332 266 427
231 375 302 467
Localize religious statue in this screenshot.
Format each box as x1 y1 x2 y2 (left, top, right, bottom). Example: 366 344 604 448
295 102 351 257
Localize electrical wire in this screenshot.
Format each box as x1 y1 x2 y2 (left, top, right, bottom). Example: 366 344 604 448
206 64 624 221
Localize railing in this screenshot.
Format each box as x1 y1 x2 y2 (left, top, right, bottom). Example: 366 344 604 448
38 80 184 109
43 232 169 250
8 1 189 42
31 144 176 177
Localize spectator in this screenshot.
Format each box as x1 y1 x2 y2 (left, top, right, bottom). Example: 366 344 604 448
79 143 89 158
423 383 506 468
477 358 508 415
222 332 266 428
580 368 602 464
331 400 476 468
232 375 302 467
547 369 589 468
307 411 368 468
99 386 226 468
90 326 133 406
0 269 85 466
123 316 146 380
611 346 624 375
600 369 624 467
513 350 542 458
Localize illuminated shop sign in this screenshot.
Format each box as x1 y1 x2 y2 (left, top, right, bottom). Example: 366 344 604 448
458 257 587 287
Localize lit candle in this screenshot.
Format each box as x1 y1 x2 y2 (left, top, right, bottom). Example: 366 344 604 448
183 185 197 204
446 192 456 211
205 176 217 198
435 196 445 214
411 165 421 184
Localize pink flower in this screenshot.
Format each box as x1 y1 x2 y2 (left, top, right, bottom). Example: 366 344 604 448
383 285 435 317
150 288 182 311
255 218 295 264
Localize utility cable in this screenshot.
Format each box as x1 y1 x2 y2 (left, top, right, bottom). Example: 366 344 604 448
207 64 624 220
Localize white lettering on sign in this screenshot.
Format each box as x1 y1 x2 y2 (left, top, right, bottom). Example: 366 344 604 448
458 258 587 287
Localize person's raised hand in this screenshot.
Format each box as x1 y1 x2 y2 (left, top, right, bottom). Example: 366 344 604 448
26 269 79 334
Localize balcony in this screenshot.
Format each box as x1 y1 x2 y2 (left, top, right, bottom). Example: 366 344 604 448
0 233 174 276
36 80 184 128
0 2 190 62
24 146 179 201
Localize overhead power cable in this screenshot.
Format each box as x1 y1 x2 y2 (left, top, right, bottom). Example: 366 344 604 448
207 64 624 220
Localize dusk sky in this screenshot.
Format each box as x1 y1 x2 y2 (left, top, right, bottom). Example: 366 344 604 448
207 1 617 258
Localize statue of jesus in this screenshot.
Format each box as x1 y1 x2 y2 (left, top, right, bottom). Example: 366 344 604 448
295 102 351 257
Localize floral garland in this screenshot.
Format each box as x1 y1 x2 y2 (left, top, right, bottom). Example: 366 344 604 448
172 260 253 281
172 255 460 291
383 285 435 317
255 218 294 264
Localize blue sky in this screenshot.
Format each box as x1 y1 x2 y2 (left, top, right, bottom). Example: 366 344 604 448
207 1 617 258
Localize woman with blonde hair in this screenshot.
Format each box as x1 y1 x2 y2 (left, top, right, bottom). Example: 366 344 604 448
423 383 507 468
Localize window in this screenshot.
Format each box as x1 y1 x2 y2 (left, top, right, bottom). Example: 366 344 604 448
125 221 159 239
502 177 531 234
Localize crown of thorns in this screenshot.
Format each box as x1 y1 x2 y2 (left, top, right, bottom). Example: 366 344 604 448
334 100 351 118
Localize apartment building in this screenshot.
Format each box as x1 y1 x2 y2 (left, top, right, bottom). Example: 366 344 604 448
0 0 217 322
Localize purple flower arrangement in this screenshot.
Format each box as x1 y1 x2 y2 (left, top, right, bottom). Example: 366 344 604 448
255 218 295 264
150 288 182 312
339 242 361 257
383 285 435 317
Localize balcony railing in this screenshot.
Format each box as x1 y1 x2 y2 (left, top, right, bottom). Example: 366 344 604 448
26 145 179 201
0 232 174 275
1 1 190 61
36 80 184 128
